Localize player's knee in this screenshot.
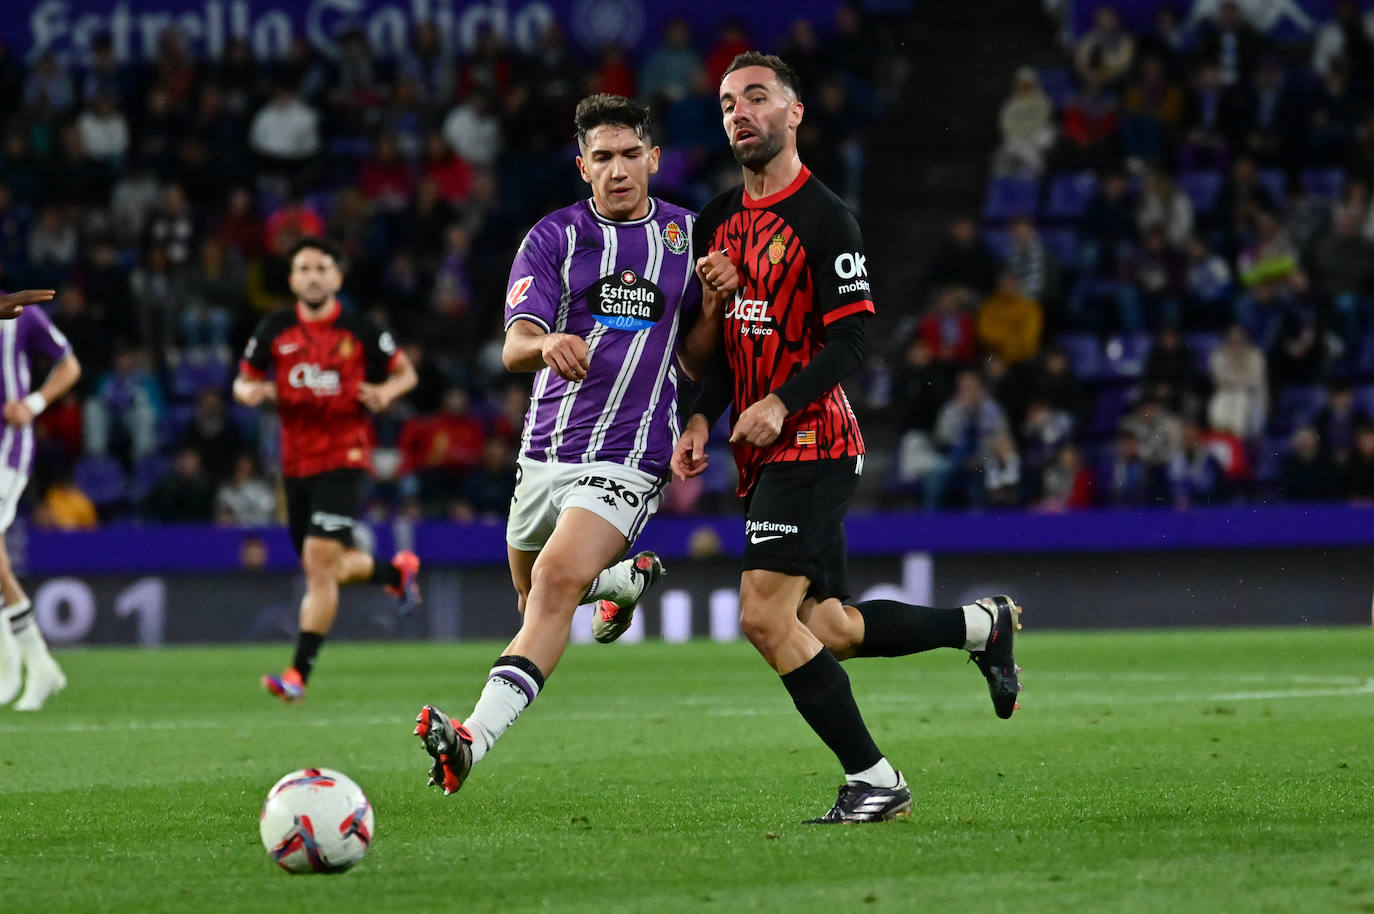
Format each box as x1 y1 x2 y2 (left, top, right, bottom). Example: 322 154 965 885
738 599 789 654
528 559 590 608
301 539 342 580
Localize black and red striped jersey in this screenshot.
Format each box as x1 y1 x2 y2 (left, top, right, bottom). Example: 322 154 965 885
239 299 400 478
694 166 875 496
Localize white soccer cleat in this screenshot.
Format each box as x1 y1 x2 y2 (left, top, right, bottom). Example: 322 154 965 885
14 658 66 711
591 551 666 644
0 619 20 705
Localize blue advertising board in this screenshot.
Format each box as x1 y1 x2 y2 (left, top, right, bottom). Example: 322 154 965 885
6 0 845 65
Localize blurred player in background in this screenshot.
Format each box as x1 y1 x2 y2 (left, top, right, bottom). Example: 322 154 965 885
234 237 418 703
671 53 1023 824
0 293 81 710
414 94 733 795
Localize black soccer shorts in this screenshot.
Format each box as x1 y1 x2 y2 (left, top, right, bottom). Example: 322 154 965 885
283 468 365 554
741 456 861 603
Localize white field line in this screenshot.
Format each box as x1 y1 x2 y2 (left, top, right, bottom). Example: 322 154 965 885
1 674 1371 735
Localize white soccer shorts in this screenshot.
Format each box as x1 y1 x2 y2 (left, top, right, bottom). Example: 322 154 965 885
506 457 666 553
0 466 27 533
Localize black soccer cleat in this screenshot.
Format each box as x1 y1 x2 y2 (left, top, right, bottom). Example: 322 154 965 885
969 595 1023 719
414 705 475 796
805 774 913 824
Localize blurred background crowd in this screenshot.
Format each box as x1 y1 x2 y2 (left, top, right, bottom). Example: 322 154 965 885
0 7 892 528
4 0 1374 531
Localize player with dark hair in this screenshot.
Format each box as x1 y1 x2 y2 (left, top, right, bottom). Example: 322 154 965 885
0 294 81 710
234 236 419 703
413 94 733 795
670 52 1024 823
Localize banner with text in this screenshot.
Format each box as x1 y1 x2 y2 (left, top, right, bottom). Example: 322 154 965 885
8 0 843 65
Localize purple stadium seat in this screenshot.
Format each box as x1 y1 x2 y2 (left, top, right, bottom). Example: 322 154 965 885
981 177 1039 222
1301 167 1345 201
981 228 1012 261
1253 436 1288 484
1089 386 1133 437
171 355 232 401
1041 227 1079 265
1037 66 1077 109
1355 332 1374 376
1102 333 1151 378
159 403 197 442
131 454 174 502
1257 169 1287 208
1045 172 1097 221
1056 333 1102 379
74 455 127 508
1275 384 1327 427
1355 385 1374 418
1178 170 1223 214
1184 332 1222 372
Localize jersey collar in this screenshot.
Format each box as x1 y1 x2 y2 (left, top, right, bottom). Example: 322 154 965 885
585 197 659 226
296 298 341 324
743 165 811 209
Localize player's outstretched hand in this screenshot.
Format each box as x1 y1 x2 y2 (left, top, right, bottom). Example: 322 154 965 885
671 415 711 480
236 380 277 407
729 394 787 448
358 383 391 412
540 332 590 382
696 250 738 296
0 289 55 320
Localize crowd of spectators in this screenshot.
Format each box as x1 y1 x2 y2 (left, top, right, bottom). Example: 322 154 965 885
882 0 1374 511
0 8 889 528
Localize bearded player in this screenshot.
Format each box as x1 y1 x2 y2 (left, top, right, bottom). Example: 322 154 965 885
671 53 1023 823
235 236 419 702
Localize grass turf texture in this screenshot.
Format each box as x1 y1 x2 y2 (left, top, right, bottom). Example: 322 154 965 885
2 629 1372 913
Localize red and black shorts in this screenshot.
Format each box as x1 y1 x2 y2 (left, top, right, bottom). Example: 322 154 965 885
283 468 365 554
741 456 861 603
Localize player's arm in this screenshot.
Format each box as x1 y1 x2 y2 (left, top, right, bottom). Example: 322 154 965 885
672 350 732 479
2 351 80 427
0 289 55 320
358 348 418 412
234 316 278 407
729 313 870 448
502 318 589 382
677 250 736 381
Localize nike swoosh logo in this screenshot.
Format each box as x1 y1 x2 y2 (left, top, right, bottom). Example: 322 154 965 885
750 534 784 544
280 343 301 354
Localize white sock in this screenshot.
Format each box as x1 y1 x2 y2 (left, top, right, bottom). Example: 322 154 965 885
465 661 542 764
5 600 50 664
582 558 639 605
846 757 900 789
962 603 992 652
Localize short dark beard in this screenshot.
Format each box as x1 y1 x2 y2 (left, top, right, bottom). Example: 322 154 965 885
730 129 785 170
299 294 332 311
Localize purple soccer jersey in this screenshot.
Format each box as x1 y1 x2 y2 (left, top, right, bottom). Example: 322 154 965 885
504 198 702 477
0 306 71 476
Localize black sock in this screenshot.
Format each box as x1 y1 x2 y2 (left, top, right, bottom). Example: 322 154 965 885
293 632 326 683
780 648 883 774
853 599 965 658
369 557 402 589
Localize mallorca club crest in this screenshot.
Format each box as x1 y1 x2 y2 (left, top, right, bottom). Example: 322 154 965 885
338 338 354 359
662 220 688 255
768 233 787 265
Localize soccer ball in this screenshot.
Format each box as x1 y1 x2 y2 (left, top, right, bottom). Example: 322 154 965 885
259 768 375 874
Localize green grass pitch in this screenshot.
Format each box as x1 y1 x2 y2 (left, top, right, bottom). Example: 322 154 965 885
2 628 1373 913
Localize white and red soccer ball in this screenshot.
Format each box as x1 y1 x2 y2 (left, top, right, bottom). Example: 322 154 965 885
260 768 374 874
